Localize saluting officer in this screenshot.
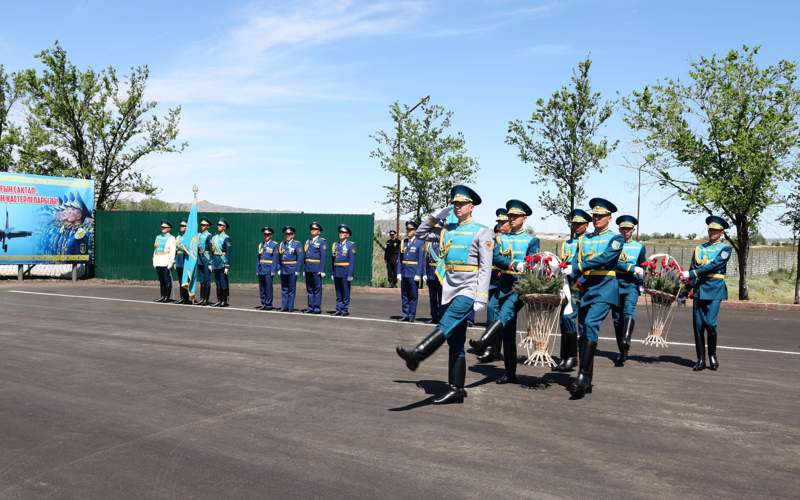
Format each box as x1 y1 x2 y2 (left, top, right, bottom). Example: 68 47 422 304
196 218 213 306
396 221 426 322
175 219 191 304
563 198 624 398
475 208 511 363
278 226 303 312
553 209 591 372
256 226 277 310
424 220 443 324
153 220 177 302
383 230 401 287
612 215 647 366
681 216 732 371
211 218 232 307
332 224 357 316
303 222 327 314
470 200 539 384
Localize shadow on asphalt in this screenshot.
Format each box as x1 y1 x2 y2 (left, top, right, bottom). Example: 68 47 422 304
388 379 450 411
596 349 695 367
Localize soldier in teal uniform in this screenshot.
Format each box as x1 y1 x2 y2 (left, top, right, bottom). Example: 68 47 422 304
303 222 327 314
331 224 357 316
196 218 213 306
396 185 494 404
210 218 232 307
553 208 590 372
680 216 732 371
563 198 624 398
469 199 539 384
174 220 191 304
475 208 512 363
424 220 443 324
256 226 277 310
152 220 176 303
278 226 304 312
611 215 647 366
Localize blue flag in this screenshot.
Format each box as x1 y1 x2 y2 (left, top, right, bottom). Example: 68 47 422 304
181 200 199 298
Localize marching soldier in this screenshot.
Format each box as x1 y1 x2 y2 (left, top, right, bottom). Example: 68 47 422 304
152 220 177 303
396 185 494 404
332 224 357 316
396 221 425 322
424 221 443 324
174 220 191 304
278 226 303 312
469 200 539 384
256 226 277 310
553 208 591 372
680 216 732 371
563 198 624 398
211 218 232 307
475 208 511 363
612 215 646 366
196 218 213 306
303 222 327 314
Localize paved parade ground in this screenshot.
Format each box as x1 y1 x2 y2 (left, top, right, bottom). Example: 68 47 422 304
0 282 798 499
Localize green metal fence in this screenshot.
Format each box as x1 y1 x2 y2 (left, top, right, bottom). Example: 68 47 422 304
95 211 374 285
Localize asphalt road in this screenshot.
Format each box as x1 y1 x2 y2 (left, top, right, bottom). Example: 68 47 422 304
0 282 798 499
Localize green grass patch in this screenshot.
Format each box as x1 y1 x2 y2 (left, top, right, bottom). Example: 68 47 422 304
726 268 798 304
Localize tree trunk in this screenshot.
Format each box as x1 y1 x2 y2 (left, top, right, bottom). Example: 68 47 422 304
735 226 750 301
794 238 799 304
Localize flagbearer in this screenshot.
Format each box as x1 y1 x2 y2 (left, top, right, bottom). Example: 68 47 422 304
424 220 443 324
612 215 646 366
211 218 232 307
175 220 191 304
152 220 177 303
396 185 494 405
563 198 624 398
681 216 732 371
332 224 357 316
553 208 590 372
197 218 213 306
256 227 277 310
475 208 511 363
278 226 303 312
303 222 327 314
396 221 425 322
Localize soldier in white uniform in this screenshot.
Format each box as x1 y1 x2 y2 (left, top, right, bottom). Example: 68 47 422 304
152 220 177 303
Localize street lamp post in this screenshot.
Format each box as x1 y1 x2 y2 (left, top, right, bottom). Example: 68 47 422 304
395 95 430 235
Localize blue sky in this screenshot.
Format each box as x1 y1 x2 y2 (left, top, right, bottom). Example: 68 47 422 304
3 0 798 237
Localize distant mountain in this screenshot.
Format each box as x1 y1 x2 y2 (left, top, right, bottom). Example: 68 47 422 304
169 200 297 213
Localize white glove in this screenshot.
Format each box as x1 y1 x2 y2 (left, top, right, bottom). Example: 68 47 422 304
320 272 326 278
347 276 353 282
224 268 228 275
277 270 281 275
413 275 420 282
680 270 690 279
563 265 573 276
295 271 300 276
396 274 401 282
514 262 526 273
208 265 212 271
473 301 486 313
634 266 644 279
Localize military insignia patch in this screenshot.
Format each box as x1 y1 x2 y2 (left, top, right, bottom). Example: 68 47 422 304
75 228 86 240
721 251 730 259
611 240 621 250
80 243 87 254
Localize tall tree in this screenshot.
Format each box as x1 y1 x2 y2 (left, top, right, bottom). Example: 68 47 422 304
779 177 800 304
623 46 800 300
18 42 187 209
506 57 616 221
0 65 26 172
370 100 478 222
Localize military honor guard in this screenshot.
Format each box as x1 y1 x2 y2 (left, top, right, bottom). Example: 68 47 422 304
303 222 327 314
396 221 426 322
475 208 511 362
553 209 591 372
681 216 732 371
152 220 177 303
174 220 191 304
396 185 494 404
612 215 647 366
196 218 213 306
424 220 443 324
256 227 277 310
469 200 539 384
210 218 232 307
278 226 303 312
331 224 357 316
563 198 625 398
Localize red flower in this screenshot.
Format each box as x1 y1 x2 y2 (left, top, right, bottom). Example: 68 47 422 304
543 256 552 263
525 255 534 263
688 289 694 299
559 261 568 269
660 258 668 267
532 254 542 263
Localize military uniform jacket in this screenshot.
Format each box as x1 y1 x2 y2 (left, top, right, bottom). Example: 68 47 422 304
491 235 512 288
257 240 278 275
175 234 189 268
417 211 493 306
332 240 357 279
615 240 647 291
396 237 425 278
198 231 212 266
425 241 440 281
304 236 327 273
569 229 624 306
210 233 231 270
384 239 401 260
278 240 304 274
152 233 176 268
497 231 540 292
689 240 731 300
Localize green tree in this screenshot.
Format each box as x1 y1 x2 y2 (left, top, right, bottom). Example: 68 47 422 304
779 178 800 304
371 99 478 223
17 42 186 209
623 46 800 300
506 57 616 221
0 65 27 171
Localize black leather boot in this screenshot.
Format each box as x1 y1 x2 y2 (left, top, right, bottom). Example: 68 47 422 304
203 284 211 306
496 334 517 384
155 282 166 302
434 355 466 404
570 338 596 398
469 320 503 353
623 317 635 354
476 345 496 363
396 329 446 371
693 326 706 371
493 334 503 360
553 330 568 371
221 288 229 307
707 327 718 370
212 287 223 307
613 317 626 367
554 332 578 372
177 287 188 304
163 281 173 303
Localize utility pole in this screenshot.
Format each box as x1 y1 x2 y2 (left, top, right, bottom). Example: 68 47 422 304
395 95 430 235
637 163 642 239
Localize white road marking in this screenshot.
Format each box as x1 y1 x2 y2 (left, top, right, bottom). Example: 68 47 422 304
6 289 800 356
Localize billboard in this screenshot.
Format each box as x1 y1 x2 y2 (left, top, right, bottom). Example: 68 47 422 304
0 172 94 264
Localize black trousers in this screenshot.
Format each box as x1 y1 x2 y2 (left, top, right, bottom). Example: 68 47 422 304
386 255 398 285
155 266 172 297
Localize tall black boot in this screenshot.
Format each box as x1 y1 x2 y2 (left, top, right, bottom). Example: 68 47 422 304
212 287 223 307
496 334 517 384
623 317 635 353
493 334 503 360
434 355 466 404
555 332 578 372
201 284 211 306
469 320 502 353
570 338 596 398
164 280 173 303
176 287 187 304
221 288 229 307
613 317 628 367
707 327 718 370
553 332 568 371
693 326 706 371
396 329 446 371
